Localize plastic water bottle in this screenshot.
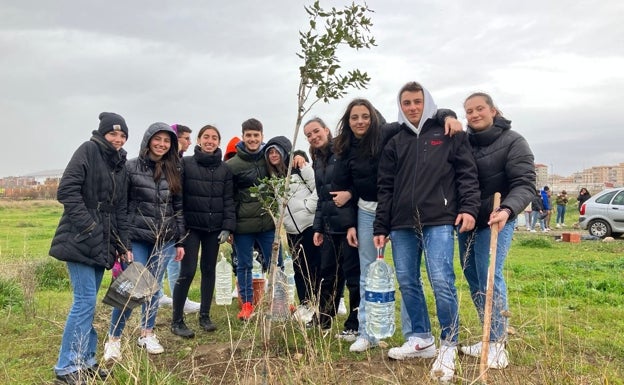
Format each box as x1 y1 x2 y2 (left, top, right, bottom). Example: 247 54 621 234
365 247 396 339
283 254 296 305
270 269 290 321
215 253 232 305
252 253 263 280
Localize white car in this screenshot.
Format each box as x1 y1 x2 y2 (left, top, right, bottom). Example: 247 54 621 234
579 187 624 238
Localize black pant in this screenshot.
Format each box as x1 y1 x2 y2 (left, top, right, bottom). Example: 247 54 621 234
287 227 321 305
317 232 360 331
172 228 220 322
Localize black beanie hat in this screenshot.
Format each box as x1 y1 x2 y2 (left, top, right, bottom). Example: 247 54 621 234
98 112 129 138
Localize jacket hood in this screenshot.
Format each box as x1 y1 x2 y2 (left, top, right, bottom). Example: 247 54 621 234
139 122 179 158
397 84 438 135
265 136 293 165
224 136 241 160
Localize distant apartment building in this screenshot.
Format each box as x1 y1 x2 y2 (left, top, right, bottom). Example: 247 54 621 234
535 163 549 188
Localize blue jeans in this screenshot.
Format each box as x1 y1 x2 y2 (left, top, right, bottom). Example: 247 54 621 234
458 220 515 342
109 241 174 337
556 205 566 224
357 208 382 341
234 230 280 304
391 226 458 345
531 211 545 231
158 251 180 297
54 262 104 376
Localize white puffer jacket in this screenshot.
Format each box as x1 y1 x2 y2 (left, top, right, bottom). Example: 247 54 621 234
282 163 318 234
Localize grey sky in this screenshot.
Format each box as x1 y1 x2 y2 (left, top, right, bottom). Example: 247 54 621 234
1 0 622 177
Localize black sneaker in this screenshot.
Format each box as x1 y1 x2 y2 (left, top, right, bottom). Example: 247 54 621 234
171 320 195 338
85 364 111 380
199 315 217 332
55 371 87 385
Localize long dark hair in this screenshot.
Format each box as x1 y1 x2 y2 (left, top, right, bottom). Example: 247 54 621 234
145 131 182 195
333 98 381 158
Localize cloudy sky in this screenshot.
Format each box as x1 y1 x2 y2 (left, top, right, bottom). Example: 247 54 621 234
1 0 623 178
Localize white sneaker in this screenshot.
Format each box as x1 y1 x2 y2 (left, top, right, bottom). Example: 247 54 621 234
460 341 482 357
293 305 314 324
525 227 531 231
158 294 173 307
487 342 509 369
461 341 509 369
336 329 359 342
388 336 437 360
137 334 164 354
337 297 347 315
183 299 201 313
349 336 378 352
530 229 537 233
430 345 456 383
103 340 121 361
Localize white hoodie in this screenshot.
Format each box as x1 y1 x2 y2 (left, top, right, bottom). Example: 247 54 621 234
397 84 438 136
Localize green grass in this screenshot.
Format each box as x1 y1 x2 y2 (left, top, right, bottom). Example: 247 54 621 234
0 200 623 384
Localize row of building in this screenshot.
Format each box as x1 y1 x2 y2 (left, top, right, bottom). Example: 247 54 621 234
536 163 624 195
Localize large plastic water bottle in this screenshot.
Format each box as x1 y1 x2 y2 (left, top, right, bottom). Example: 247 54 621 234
252 253 263 280
365 247 396 339
215 253 232 305
283 254 296 305
270 269 290 321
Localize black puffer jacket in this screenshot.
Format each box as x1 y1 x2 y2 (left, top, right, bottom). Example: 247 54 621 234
312 141 357 235
126 124 186 245
333 124 401 203
49 132 130 269
467 116 536 228
182 146 236 233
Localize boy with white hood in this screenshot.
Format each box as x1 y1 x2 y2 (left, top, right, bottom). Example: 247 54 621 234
373 81 480 382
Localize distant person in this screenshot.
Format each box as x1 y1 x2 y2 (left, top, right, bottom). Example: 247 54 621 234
158 124 200 313
105 122 186 360
530 189 546 232
541 186 552 231
264 135 320 323
577 187 591 212
555 190 568 228
457 92 535 370
171 124 236 337
304 117 360 334
50 112 131 384
373 81 480 382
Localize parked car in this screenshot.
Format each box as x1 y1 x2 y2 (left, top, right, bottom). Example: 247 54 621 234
579 187 624 237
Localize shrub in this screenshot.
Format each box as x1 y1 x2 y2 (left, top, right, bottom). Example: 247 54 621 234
0 277 24 309
35 260 70 291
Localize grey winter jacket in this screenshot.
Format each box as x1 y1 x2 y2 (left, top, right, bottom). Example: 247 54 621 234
466 116 536 227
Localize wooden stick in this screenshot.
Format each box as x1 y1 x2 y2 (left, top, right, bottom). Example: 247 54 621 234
479 192 501 382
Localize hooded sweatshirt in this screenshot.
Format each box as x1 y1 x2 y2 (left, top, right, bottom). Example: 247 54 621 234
374 84 480 235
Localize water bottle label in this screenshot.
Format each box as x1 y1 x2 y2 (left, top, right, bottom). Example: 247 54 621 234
364 290 395 303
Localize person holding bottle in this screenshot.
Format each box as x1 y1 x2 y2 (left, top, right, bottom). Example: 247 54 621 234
264 135 320 323
104 122 185 360
458 92 535 370
374 81 480 382
50 112 131 385
170 124 236 337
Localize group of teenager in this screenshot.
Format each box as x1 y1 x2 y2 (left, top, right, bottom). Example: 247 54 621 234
50 80 536 384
